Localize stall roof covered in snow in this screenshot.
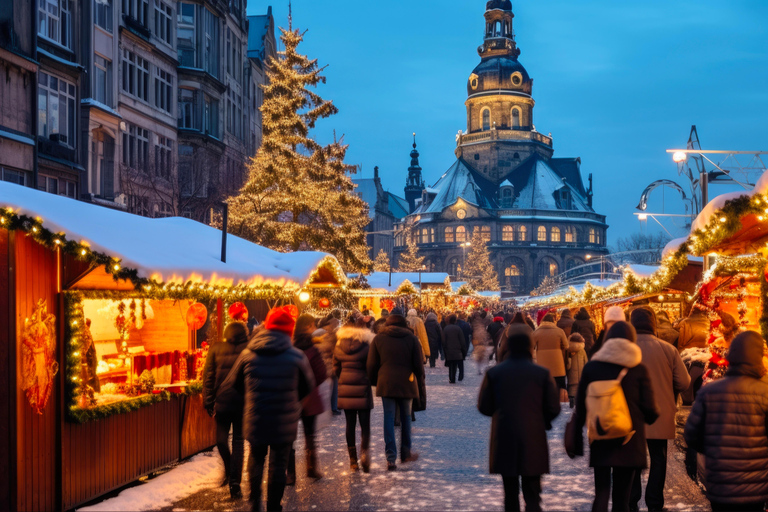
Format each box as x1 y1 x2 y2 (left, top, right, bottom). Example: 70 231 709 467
362 272 449 293
0 182 344 288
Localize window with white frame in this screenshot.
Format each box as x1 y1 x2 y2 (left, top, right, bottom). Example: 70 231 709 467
38 0 72 48
122 0 148 26
122 49 149 102
177 2 196 66
154 67 173 114
38 72 76 146
154 136 173 179
93 54 113 106
154 1 173 45
94 0 113 32
178 89 196 129
122 124 150 171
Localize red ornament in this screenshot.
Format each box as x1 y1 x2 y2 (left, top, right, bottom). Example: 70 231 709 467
318 298 331 309
186 303 207 330
228 302 248 322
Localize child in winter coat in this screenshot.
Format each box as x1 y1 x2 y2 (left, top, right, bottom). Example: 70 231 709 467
566 332 587 408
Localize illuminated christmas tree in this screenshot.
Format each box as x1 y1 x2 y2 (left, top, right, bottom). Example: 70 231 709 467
373 249 391 272
464 230 499 291
397 235 425 272
226 21 371 272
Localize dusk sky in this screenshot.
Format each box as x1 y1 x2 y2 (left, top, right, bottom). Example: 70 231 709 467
247 0 768 245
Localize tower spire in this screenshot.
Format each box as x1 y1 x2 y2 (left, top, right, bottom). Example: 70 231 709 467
404 133 424 213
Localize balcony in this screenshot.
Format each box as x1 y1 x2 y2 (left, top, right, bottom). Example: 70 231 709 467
458 128 552 148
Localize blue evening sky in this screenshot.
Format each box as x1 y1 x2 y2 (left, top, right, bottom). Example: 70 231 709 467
247 1 768 245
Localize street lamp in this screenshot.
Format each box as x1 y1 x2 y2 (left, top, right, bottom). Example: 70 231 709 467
672 151 688 164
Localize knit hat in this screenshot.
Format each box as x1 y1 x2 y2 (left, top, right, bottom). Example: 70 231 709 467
630 307 657 336
390 307 405 316
726 331 767 378
264 305 299 335
604 306 625 324
604 320 637 343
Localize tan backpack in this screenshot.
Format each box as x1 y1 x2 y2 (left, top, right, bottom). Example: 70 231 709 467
585 368 635 445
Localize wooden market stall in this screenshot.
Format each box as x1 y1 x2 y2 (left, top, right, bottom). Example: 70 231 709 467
352 272 451 316
0 182 346 511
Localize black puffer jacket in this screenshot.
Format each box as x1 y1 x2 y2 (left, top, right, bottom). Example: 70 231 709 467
572 308 597 353
443 324 467 361
334 325 375 410
684 331 768 505
221 329 315 445
424 313 443 357
202 326 248 414
367 321 424 399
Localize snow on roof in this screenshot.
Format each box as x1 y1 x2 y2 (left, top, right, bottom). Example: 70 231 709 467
423 160 493 213
691 169 768 233
365 271 449 292
624 264 660 279
662 237 688 259
512 159 590 211
0 182 343 288
499 179 513 188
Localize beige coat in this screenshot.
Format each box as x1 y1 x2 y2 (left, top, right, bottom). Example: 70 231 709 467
406 312 430 359
533 322 568 378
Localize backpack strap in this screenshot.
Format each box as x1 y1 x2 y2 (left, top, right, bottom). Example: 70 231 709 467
616 367 629 382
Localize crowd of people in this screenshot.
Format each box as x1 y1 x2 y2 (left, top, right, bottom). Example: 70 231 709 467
200 302 768 512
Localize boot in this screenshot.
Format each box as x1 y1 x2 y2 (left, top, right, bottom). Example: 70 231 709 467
360 448 370 473
285 449 296 486
230 483 243 501
265 483 285 512
347 446 359 472
306 449 323 479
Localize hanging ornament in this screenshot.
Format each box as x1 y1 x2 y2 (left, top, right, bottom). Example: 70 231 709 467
22 299 58 415
228 302 249 322
318 297 331 309
186 303 208 330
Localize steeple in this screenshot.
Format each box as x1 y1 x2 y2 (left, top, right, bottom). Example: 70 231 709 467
404 133 425 213
479 0 519 60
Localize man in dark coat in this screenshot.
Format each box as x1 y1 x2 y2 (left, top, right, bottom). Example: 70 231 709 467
487 316 505 351
572 307 597 353
367 313 425 470
457 312 473 351
424 312 443 368
443 315 468 383
684 331 768 511
556 309 575 337
478 326 560 512
574 321 660 512
203 322 249 499
221 305 315 512
497 313 534 363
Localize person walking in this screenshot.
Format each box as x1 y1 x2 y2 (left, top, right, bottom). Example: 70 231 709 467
532 313 569 402
572 307 598 354
424 312 443 368
487 315 506 353
628 308 691 512
655 311 679 348
202 322 249 500
677 307 709 351
406 309 430 364
684 331 768 512
334 322 375 473
367 313 425 471
478 326 561 512
220 305 315 512
573 321 660 512
557 308 575 337
443 314 468 383
497 312 534 363
566 332 587 409
314 316 341 415
288 314 327 484
590 306 625 359
458 312 473 353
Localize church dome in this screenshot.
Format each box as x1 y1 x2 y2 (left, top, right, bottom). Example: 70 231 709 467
486 0 512 11
467 56 531 96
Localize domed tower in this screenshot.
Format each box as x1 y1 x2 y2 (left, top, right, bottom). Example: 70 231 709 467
457 0 554 181
404 133 425 213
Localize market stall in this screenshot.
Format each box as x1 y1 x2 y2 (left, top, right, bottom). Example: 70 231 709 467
0 182 345 511
351 272 451 316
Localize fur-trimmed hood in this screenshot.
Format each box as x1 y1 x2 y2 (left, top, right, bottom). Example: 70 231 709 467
568 341 585 353
591 338 642 368
336 325 374 356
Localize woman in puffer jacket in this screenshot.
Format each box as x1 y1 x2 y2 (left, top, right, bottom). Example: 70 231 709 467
333 323 375 473
684 331 768 512
565 332 587 408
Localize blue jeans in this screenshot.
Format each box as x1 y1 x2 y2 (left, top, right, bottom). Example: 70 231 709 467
382 397 412 463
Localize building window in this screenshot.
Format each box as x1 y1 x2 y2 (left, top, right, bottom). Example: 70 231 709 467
505 265 520 277
154 1 173 45
122 124 149 172
502 225 513 241
537 225 546 242
430 228 435 243
511 107 520 128
589 228 596 244
565 226 575 243
178 89 195 128
420 228 428 244
500 187 513 207
38 0 72 49
93 55 112 106
481 225 491 242
38 175 59 194
517 225 527 242
537 258 558 284
482 109 490 131
203 7 219 77
122 49 149 102
177 2 196 66
94 0 113 32
444 226 454 243
456 225 466 243
154 136 173 179
551 227 561 242
38 72 76 146
203 94 218 137
154 67 173 114
122 0 148 26
1 167 27 186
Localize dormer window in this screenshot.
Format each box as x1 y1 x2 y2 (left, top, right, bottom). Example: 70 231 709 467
499 180 514 208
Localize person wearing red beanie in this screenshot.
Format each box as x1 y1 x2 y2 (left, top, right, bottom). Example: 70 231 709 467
264 305 299 335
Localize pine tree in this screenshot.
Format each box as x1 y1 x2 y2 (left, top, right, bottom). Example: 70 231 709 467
397 233 425 272
373 249 390 272
225 22 371 272
464 229 499 291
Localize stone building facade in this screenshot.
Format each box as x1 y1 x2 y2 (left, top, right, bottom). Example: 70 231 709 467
353 166 409 261
394 0 608 295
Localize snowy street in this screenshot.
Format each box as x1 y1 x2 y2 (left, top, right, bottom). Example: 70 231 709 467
81 362 709 512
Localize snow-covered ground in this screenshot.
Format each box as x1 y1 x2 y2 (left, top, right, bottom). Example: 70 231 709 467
80 361 709 511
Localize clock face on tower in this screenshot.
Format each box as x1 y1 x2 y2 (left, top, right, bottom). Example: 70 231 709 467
456 209 467 219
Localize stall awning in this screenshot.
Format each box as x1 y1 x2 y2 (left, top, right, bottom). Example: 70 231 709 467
0 182 345 290
357 272 450 293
